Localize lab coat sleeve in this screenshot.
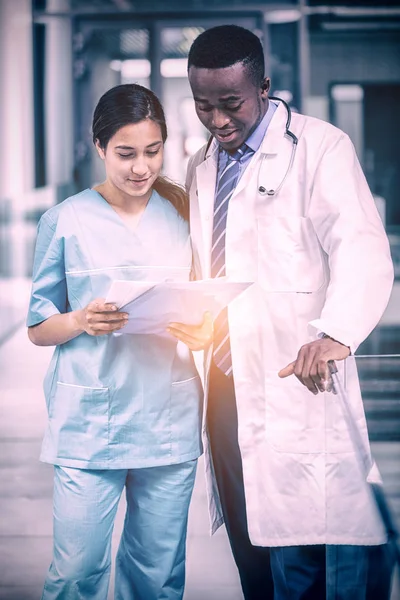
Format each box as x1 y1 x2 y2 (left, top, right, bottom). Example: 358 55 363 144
185 146 206 194
308 133 394 353
185 154 196 194
186 145 207 282
27 212 67 327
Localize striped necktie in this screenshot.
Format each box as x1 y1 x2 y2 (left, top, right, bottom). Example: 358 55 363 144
211 143 254 376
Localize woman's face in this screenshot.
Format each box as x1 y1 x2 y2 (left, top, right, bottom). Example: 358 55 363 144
96 119 164 202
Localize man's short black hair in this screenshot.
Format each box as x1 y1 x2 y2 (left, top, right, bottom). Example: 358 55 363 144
187 24 265 87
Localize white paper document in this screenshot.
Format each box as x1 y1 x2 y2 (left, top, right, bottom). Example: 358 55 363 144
106 278 253 335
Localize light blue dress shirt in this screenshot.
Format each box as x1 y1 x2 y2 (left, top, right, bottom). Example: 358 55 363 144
27 189 203 469
217 100 277 180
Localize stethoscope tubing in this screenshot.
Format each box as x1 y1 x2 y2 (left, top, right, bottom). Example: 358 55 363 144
258 96 298 197
202 97 298 197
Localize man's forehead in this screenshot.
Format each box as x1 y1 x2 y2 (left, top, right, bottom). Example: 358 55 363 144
189 65 251 100
189 63 250 86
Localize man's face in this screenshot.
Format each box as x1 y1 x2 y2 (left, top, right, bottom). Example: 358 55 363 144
188 62 269 153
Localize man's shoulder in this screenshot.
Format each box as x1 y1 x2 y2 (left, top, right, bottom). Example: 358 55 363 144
189 142 210 167
292 111 347 142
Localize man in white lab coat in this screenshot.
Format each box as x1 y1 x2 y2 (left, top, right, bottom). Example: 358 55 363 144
168 25 394 599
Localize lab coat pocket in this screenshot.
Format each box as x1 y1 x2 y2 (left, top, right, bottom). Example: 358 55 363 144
49 382 110 461
170 375 203 456
257 215 326 293
264 371 324 453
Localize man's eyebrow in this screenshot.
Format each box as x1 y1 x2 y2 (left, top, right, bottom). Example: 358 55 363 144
115 141 162 150
219 95 242 102
194 95 242 103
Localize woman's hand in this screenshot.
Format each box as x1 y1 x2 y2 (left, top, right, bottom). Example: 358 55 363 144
76 298 129 336
167 312 214 351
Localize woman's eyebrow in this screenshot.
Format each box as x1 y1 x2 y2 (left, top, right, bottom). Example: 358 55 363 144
115 141 162 150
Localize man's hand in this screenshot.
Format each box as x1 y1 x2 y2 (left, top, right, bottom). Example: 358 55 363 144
167 312 213 351
278 336 350 394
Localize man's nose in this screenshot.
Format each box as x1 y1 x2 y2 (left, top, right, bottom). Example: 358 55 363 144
211 109 230 129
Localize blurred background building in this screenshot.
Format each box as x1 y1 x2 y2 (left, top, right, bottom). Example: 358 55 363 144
1 0 400 281
0 1 399 598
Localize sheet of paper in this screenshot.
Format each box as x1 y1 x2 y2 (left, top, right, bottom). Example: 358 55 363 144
106 280 157 308
105 279 253 335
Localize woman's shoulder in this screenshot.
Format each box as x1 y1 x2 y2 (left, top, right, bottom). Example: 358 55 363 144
39 188 96 229
153 189 188 228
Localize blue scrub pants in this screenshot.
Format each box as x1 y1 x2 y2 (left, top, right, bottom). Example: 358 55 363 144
42 460 197 600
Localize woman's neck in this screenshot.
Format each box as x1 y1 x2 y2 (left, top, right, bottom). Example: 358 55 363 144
94 181 151 216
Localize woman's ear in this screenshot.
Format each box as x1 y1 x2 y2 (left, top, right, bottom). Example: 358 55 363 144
95 140 106 160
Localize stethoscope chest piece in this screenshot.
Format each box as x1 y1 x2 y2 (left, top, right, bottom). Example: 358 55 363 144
258 186 275 196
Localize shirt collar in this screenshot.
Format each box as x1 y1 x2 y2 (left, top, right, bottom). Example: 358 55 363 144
245 100 277 153
217 100 277 158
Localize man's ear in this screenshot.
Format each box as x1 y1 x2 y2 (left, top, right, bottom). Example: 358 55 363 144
95 140 106 160
261 77 271 97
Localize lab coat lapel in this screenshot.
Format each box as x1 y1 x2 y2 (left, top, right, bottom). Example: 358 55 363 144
194 142 218 279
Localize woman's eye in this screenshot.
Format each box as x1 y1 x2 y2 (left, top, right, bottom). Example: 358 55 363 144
146 150 160 157
118 154 134 159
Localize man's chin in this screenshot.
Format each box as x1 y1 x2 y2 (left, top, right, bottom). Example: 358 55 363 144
219 137 244 153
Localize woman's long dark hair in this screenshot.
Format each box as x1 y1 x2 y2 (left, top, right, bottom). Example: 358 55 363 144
92 84 188 220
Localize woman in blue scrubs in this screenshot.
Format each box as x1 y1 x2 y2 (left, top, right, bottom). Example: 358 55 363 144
27 84 208 600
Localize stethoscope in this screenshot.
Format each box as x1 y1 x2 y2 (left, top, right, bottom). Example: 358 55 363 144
203 96 298 198
257 96 298 197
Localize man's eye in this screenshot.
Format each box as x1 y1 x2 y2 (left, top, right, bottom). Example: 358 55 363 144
197 105 212 113
118 154 134 159
146 149 160 157
226 104 242 112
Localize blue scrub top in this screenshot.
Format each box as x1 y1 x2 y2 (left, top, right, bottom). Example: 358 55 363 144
27 189 203 469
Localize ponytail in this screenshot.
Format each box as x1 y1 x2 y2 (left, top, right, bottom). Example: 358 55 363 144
153 176 189 221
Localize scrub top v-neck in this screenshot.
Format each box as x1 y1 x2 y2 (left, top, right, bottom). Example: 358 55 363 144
92 187 159 237
27 188 203 469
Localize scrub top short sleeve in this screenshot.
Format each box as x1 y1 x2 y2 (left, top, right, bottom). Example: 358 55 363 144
27 212 67 327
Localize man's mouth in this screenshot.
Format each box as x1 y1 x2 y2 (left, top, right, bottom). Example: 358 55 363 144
214 130 238 142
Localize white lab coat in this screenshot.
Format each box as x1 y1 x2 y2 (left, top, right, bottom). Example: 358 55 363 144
186 101 394 547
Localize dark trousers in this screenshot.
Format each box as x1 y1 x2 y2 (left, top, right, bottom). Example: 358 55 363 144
206 363 394 600
207 362 274 600
271 543 394 599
